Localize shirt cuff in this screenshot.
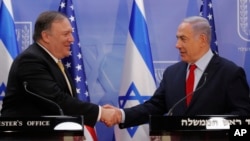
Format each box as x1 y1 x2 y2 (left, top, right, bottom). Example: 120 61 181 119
120 109 125 123
97 106 102 121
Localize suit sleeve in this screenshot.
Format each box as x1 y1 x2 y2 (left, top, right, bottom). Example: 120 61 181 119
18 52 99 127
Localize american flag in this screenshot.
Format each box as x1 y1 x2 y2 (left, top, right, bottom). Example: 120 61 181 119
58 0 98 141
200 0 218 53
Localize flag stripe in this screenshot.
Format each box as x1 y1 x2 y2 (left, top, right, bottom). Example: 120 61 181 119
0 0 19 108
0 0 19 59
129 1 155 78
85 125 98 141
121 34 156 94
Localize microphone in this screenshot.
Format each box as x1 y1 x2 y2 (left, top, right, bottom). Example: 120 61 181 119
23 81 64 115
166 73 208 116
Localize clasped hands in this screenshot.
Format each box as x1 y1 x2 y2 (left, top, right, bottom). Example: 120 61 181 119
100 104 122 127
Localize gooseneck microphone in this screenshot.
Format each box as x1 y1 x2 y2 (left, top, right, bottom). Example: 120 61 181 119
166 73 208 116
23 81 64 115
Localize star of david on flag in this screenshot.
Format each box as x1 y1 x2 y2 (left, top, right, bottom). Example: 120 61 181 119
115 0 157 141
118 82 151 137
58 0 97 141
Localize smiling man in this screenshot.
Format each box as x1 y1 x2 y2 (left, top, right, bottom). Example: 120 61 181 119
1 11 118 127
104 16 250 131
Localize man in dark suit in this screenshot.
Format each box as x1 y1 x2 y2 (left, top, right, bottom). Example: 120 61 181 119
0 11 118 127
103 16 250 130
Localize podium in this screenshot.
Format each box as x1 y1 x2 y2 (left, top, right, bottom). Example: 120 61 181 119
149 115 250 141
0 116 84 141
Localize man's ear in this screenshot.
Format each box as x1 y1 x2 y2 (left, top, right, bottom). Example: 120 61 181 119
41 31 50 43
199 33 208 45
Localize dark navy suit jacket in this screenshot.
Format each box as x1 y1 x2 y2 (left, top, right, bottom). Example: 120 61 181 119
120 54 250 128
1 43 99 127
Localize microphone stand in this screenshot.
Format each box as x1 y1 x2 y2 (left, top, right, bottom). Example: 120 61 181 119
23 81 64 115
166 73 208 116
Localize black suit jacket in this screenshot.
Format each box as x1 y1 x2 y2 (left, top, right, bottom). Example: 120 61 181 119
120 54 250 128
1 43 99 127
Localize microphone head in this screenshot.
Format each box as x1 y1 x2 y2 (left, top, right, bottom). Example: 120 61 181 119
23 81 28 87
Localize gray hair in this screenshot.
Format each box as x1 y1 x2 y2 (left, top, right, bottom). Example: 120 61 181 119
183 16 211 44
33 11 68 42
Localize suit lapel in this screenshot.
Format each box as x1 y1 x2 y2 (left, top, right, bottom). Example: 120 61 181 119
172 62 189 114
55 61 77 97
34 44 75 97
185 55 220 112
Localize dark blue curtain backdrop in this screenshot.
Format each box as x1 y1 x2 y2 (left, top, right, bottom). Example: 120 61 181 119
10 0 250 140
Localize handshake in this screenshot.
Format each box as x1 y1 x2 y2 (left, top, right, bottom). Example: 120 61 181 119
100 104 122 127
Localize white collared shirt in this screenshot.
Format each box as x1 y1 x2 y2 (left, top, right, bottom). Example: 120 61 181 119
36 42 60 63
187 49 214 90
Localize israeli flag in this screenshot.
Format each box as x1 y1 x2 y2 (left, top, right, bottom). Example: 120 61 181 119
0 0 19 108
115 0 156 140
